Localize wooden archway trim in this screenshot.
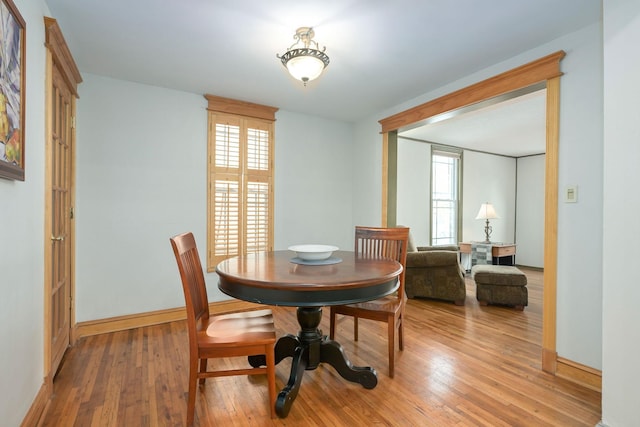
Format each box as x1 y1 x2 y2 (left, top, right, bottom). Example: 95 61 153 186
379 50 566 377
379 51 565 133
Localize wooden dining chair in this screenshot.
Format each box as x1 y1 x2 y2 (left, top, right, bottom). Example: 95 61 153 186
329 226 409 378
170 232 277 426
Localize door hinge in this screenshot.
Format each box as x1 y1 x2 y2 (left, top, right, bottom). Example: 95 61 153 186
70 207 74 219
71 116 76 129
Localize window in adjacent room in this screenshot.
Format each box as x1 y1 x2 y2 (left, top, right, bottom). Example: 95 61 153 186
205 95 278 271
431 147 461 246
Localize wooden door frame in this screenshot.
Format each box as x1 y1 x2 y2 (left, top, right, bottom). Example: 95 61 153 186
43 17 82 387
379 51 564 374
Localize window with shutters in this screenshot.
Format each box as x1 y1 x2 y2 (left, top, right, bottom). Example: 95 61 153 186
205 95 278 272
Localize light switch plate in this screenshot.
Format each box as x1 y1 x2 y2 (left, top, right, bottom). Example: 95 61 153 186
565 185 578 203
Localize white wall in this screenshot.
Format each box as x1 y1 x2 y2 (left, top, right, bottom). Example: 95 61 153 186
602 1 640 425
352 119 384 228
354 23 604 371
0 1 49 424
516 155 545 268
397 139 430 246
553 23 603 371
75 75 356 321
75 74 208 321
397 139 524 249
461 151 516 244
274 110 354 251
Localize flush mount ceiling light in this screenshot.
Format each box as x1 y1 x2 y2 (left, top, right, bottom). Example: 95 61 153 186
277 27 330 86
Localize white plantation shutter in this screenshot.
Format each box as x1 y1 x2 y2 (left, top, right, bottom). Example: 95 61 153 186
245 123 271 254
245 181 269 252
207 108 275 270
213 178 240 257
212 120 242 260
247 127 269 170
215 123 240 168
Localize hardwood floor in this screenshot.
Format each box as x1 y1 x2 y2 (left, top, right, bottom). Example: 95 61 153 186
40 268 601 426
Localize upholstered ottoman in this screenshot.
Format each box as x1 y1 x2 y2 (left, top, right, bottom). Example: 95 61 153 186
471 265 528 310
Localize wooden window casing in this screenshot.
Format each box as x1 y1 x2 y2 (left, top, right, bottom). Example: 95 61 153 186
205 95 278 271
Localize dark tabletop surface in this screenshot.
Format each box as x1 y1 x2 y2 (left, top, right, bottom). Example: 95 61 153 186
216 250 402 307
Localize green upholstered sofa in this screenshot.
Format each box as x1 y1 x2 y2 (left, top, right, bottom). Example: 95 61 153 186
404 244 466 305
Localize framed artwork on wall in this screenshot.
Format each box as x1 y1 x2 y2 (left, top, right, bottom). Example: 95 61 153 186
0 0 25 181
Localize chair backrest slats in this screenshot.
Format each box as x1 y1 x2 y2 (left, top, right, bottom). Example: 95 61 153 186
354 226 410 299
170 232 210 349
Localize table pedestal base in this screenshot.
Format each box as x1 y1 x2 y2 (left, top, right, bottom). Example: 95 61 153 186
253 306 377 418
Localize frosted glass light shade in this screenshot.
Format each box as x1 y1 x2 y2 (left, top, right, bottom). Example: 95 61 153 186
285 53 327 83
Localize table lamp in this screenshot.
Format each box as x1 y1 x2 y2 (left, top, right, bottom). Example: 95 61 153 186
476 203 499 243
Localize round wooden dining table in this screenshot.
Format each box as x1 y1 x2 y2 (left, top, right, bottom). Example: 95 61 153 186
216 250 402 418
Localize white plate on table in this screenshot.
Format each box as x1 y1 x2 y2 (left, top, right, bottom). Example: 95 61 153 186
290 256 342 266
288 244 339 261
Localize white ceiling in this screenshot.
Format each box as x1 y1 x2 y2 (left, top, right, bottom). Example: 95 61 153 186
399 88 547 157
45 0 600 153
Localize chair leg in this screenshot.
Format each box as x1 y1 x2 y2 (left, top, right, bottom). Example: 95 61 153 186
329 309 336 340
187 357 199 426
398 314 404 351
354 316 359 341
265 344 277 419
199 358 208 385
388 316 395 378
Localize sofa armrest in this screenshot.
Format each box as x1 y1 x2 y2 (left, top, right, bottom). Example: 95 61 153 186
406 250 460 268
404 248 466 303
416 245 459 252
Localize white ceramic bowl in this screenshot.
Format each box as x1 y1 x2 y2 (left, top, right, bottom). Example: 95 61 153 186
288 244 339 261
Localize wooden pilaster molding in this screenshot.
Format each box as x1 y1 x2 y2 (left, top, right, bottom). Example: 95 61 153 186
379 50 566 133
204 94 278 121
541 76 561 373
381 132 389 226
542 347 558 374
44 17 82 98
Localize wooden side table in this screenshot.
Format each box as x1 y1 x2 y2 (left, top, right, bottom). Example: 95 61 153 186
458 242 516 266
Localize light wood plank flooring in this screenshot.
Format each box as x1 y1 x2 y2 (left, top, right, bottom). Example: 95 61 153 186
40 268 601 426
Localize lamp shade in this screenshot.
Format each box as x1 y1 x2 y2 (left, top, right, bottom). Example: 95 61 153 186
475 203 499 220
